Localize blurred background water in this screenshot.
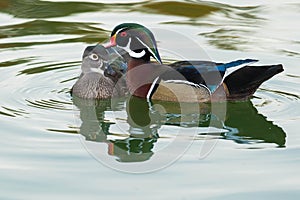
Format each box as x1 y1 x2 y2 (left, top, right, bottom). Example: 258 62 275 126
0 0 299 199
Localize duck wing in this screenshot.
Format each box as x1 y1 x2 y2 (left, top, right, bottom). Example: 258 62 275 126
170 59 258 93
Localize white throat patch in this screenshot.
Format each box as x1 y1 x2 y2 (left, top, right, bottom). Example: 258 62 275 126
89 59 104 75
123 38 146 58
90 67 104 75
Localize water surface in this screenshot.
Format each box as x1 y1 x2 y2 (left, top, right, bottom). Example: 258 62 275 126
0 0 299 199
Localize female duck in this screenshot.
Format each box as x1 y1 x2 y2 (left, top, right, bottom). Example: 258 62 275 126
71 45 127 99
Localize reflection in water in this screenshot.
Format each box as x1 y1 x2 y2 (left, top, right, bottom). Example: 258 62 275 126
141 1 220 18
73 95 286 163
224 101 286 147
0 0 106 18
0 0 265 51
199 5 265 51
0 20 108 48
0 0 220 19
73 96 158 162
73 95 214 162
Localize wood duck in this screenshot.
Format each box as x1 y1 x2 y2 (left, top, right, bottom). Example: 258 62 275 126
71 45 127 99
104 23 284 102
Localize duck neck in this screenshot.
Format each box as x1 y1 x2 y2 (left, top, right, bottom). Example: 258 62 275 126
127 58 156 99
128 58 149 70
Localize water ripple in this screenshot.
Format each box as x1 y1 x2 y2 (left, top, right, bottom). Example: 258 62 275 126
18 60 80 75
252 79 300 121
0 58 78 119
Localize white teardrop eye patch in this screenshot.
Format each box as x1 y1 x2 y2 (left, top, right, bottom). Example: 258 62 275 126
89 53 99 61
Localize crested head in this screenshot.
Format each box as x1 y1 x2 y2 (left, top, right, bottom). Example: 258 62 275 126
110 23 148 37
108 23 162 64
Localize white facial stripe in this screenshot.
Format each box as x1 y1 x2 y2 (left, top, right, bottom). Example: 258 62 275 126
135 37 161 64
115 27 159 60
123 37 146 58
115 27 127 35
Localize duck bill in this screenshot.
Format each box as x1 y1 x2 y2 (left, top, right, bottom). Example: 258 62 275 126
103 35 117 48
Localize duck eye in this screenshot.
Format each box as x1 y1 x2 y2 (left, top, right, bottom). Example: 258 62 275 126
120 32 127 37
89 53 99 61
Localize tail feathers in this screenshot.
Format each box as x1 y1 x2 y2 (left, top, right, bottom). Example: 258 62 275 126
224 64 284 100
221 59 258 82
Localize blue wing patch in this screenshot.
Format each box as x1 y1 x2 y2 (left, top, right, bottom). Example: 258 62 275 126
216 59 258 72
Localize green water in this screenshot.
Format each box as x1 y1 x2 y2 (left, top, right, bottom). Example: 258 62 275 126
0 0 299 199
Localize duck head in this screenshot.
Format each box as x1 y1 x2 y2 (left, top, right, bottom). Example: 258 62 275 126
104 23 162 64
82 45 126 79
81 45 110 75
72 44 127 99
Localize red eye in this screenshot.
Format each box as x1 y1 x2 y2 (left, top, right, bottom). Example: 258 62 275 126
120 32 127 37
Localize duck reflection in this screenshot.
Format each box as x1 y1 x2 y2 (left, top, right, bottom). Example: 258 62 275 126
72 96 158 162
72 95 286 163
73 95 211 162
110 96 160 162
223 101 286 147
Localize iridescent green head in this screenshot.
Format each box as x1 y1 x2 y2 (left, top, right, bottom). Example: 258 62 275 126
105 23 162 64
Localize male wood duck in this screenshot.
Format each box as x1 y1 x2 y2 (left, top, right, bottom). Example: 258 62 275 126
71 45 127 99
104 23 284 102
